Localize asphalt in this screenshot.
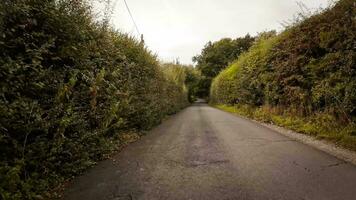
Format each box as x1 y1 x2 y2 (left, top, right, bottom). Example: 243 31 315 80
63 103 356 200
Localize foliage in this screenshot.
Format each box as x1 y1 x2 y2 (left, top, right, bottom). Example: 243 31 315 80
160 62 190 113
183 66 202 102
193 35 255 97
211 0 356 148
0 0 188 199
266 0 356 118
210 31 278 105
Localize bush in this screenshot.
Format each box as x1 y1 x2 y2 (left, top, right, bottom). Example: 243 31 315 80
211 0 356 119
266 0 356 117
0 0 188 199
211 0 356 149
211 31 278 106
193 35 255 97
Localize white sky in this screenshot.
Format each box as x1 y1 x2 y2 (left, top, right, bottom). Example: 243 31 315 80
108 0 331 64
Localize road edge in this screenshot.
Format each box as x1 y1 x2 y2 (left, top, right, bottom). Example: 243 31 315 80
212 105 356 166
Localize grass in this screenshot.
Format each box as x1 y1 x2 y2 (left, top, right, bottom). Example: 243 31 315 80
214 104 356 151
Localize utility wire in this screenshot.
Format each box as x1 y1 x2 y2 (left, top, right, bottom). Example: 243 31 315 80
123 0 141 36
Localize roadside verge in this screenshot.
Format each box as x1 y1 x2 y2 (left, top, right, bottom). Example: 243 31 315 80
213 105 356 166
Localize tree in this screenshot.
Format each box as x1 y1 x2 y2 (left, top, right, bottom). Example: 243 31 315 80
193 34 255 97
184 66 201 102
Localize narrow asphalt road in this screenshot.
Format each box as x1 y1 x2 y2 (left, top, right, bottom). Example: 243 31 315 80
64 103 356 200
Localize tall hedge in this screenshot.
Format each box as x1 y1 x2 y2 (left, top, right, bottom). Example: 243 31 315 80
211 31 278 105
211 0 355 120
0 0 188 199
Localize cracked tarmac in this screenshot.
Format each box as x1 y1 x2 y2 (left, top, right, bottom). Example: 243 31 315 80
64 103 356 200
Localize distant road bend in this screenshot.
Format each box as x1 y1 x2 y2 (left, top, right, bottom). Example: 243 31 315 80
64 103 356 200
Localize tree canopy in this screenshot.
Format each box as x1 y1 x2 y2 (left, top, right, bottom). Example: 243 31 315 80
193 34 255 97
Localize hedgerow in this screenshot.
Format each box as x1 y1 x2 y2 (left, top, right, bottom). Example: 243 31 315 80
193 35 255 98
0 0 188 199
210 31 278 105
211 0 356 147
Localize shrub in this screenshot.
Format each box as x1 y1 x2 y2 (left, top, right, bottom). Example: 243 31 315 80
211 0 356 119
193 35 255 97
211 31 278 106
211 0 356 149
266 0 356 117
0 0 188 199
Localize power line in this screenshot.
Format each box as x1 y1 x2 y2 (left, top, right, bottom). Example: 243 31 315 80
123 0 141 36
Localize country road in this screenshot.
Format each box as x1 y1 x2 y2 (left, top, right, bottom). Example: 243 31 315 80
64 103 356 200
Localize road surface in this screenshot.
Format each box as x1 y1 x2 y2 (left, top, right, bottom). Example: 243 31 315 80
64 103 356 200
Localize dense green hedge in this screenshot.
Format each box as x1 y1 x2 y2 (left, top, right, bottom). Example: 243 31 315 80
211 0 355 119
0 0 188 199
211 31 278 105
211 0 356 150
193 35 255 97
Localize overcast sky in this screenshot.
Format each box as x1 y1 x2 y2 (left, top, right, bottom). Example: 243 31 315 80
108 0 331 64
